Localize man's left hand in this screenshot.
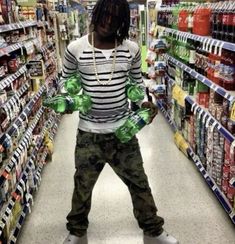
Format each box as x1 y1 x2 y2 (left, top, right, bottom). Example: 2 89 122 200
141 101 158 124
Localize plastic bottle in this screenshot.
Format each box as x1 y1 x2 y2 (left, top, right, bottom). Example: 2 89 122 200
115 108 151 143
43 94 92 114
220 50 235 90
126 80 145 102
172 4 180 30
178 4 188 32
64 74 82 95
193 5 212 36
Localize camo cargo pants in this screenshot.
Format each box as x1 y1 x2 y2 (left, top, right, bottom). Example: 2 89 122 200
66 129 164 237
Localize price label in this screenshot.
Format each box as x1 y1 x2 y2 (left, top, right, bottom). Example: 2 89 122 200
210 121 217 132
198 109 204 119
205 117 211 128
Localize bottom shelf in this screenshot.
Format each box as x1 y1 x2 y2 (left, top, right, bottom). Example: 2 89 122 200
158 102 235 225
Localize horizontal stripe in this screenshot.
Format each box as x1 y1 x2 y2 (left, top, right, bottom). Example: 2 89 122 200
81 74 126 82
91 101 128 111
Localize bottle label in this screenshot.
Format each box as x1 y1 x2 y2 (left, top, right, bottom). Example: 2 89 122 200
65 96 74 108
130 114 147 127
189 50 196 64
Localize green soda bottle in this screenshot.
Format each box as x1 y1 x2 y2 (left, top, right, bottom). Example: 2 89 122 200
43 94 92 114
64 74 82 95
115 108 151 143
126 79 145 102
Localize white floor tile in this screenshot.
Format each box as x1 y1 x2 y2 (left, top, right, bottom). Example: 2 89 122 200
17 112 235 244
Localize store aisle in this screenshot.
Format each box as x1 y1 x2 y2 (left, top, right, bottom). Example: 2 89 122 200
18 112 235 244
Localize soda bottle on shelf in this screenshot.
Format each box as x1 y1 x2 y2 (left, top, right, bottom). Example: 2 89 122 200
188 39 196 69
219 49 235 91
187 3 194 33
178 3 189 32
43 94 92 114
193 5 212 36
221 1 232 42
172 4 180 30
216 1 227 40
126 79 145 102
115 108 151 143
64 74 82 95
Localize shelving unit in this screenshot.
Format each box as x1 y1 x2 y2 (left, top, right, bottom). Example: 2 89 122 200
0 4 60 243
146 0 235 226
158 25 235 53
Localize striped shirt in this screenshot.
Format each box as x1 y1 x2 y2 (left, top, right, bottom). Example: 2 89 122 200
60 34 147 133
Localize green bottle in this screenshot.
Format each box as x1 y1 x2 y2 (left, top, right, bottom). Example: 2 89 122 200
64 74 82 95
126 79 145 102
43 94 92 114
115 108 151 143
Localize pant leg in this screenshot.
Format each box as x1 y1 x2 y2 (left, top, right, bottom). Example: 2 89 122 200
66 130 106 237
108 136 164 236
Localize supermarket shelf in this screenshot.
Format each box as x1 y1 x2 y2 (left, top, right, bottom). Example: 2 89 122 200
0 115 56 235
8 205 29 244
159 25 235 52
157 100 177 132
187 96 235 144
0 38 38 58
0 65 28 90
166 75 235 144
0 21 37 34
164 54 235 103
0 108 44 185
1 83 30 111
163 75 235 225
187 148 235 225
0 85 46 149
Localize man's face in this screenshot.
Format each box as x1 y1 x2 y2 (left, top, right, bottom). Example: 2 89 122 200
96 6 120 38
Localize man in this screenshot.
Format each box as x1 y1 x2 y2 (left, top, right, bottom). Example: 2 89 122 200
61 0 178 243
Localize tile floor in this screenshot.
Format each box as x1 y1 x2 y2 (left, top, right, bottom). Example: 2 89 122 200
18 112 235 244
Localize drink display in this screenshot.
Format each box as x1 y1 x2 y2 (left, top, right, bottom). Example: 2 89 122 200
157 1 235 43
43 94 92 114
115 108 151 143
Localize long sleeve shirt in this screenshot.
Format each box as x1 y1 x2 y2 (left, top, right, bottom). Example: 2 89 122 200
59 34 147 133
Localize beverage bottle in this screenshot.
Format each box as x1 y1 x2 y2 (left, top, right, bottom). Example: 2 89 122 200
64 74 82 95
43 94 92 114
115 108 151 143
222 1 232 42
216 1 226 40
212 2 219 39
167 6 173 28
187 3 194 33
126 79 145 102
172 4 180 30
178 4 188 32
220 49 235 90
188 39 196 69
193 5 212 36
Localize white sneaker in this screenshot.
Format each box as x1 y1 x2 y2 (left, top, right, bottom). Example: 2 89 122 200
63 233 88 244
144 231 179 244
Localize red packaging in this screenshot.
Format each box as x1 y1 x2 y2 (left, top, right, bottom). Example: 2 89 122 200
224 139 230 154
223 165 230 179
227 186 235 201
178 9 188 32
230 166 235 178
193 7 212 36
222 179 229 193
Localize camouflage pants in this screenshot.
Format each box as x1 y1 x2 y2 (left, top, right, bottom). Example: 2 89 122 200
66 129 164 237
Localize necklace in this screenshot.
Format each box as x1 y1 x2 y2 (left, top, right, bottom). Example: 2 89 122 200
91 32 117 85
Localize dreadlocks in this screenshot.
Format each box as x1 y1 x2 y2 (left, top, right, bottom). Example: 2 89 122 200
90 0 130 43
